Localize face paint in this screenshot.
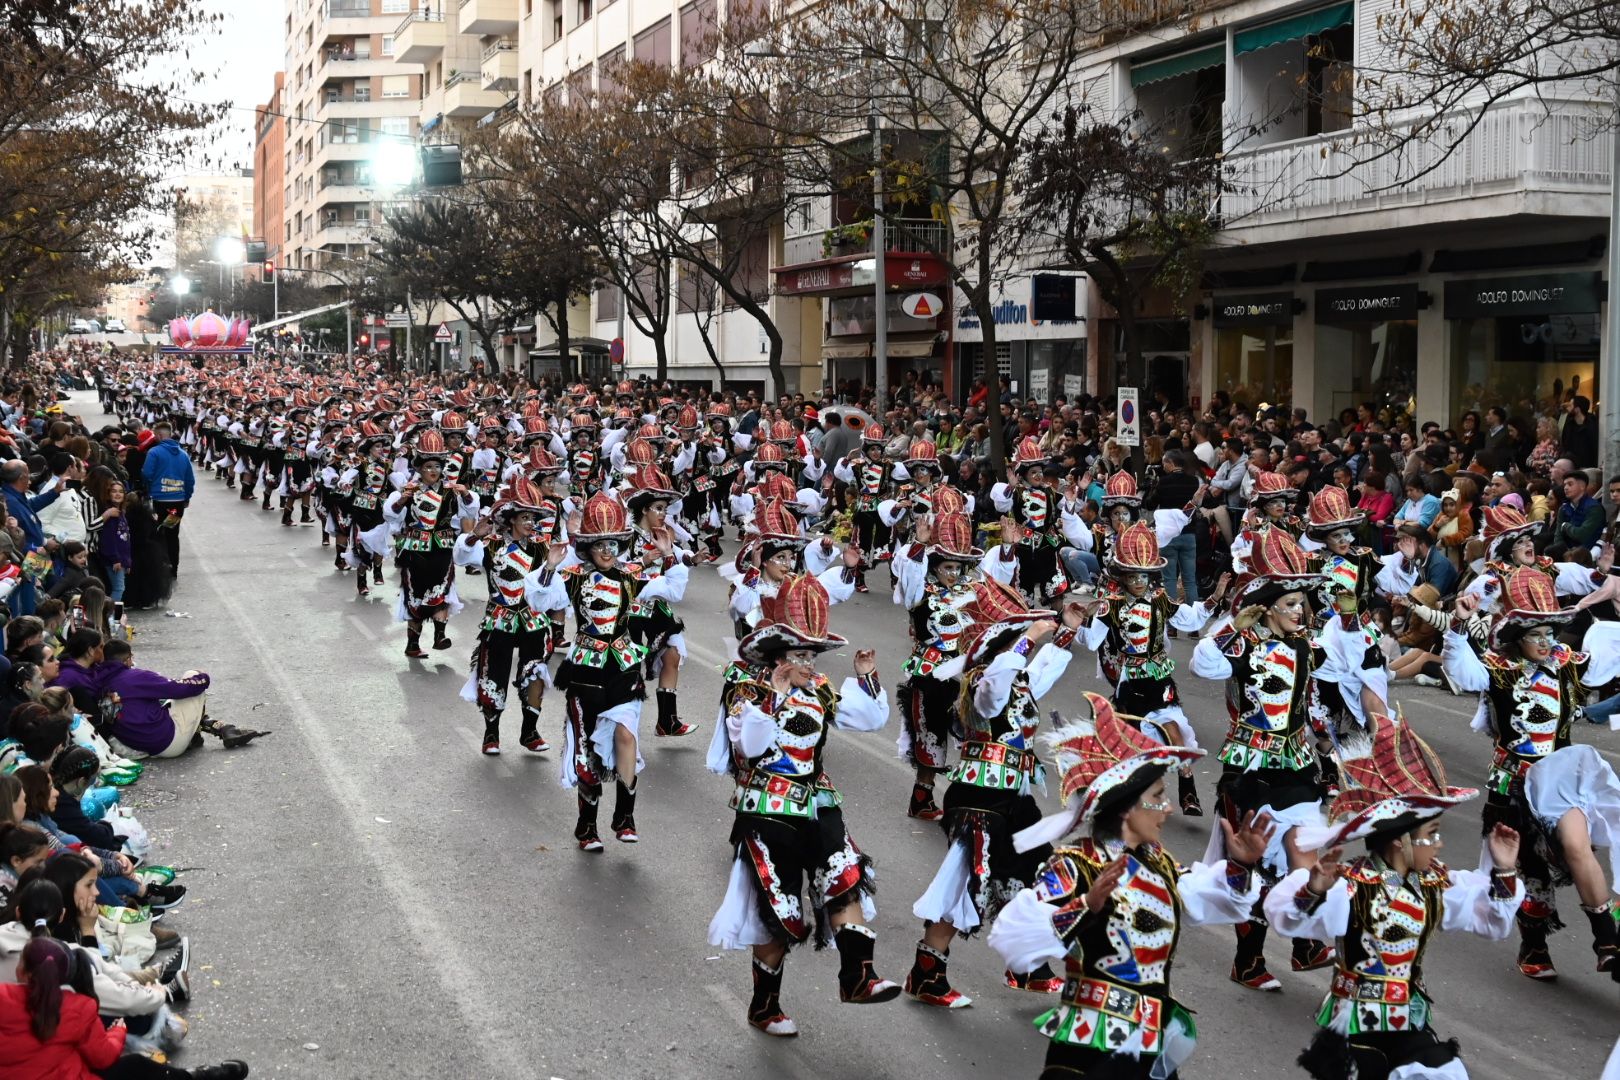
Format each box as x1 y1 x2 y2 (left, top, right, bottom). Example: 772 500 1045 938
1513 536 1535 565
1110 507 1133 528
1264 498 1288 518
935 560 964 588
1123 572 1150 596
590 539 621 558
1267 591 1308 631
1327 528 1355 552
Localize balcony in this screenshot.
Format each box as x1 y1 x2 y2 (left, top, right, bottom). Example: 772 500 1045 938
313 221 376 249
480 39 517 92
396 9 447 63
321 95 376 119
783 217 947 265
321 50 396 79
444 69 508 117
316 180 376 208
315 133 378 170
1222 97 1613 237
458 0 519 36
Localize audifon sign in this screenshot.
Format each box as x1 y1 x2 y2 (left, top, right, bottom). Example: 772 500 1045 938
954 276 1086 342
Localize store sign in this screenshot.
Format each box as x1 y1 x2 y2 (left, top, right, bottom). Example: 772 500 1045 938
955 277 1087 342
900 292 943 318
1444 271 1604 318
1211 292 1295 328
1315 283 1419 324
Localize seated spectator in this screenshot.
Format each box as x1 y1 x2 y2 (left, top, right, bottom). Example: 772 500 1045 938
0 662 43 741
1394 477 1440 529
0 821 50 914
32 599 65 647
1551 470 1604 555
97 639 267 758
4 616 44 662
45 541 96 601
1395 523 1458 597
51 629 104 720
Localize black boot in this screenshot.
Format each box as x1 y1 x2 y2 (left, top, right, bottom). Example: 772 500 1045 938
654 687 695 736
280 500 294 527
611 780 639 843
404 629 426 659
1585 900 1620 980
835 924 900 1003
1179 771 1203 816
373 563 385 585
481 710 502 755
356 569 369 595
908 782 942 821
905 940 971 1008
321 530 330 546
575 787 603 852
854 567 869 593
1517 901 1557 980
187 1062 250 1080
1004 962 1062 992
225 473 235 489
1291 936 1336 971
432 620 452 650
748 956 797 1036
518 702 549 753
238 484 252 500
1231 920 1280 990
301 505 314 524
706 533 723 560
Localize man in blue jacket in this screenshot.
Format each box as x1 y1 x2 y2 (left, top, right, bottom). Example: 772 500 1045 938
1 458 60 616
141 421 195 578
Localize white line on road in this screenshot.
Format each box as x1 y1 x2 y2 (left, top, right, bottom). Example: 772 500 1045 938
345 614 377 641
188 544 536 1079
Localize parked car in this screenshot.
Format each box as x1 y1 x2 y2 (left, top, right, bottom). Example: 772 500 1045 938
67 319 94 334
104 318 126 332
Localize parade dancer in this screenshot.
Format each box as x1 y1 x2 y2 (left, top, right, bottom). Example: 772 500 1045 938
673 405 725 563
988 437 1088 606
526 492 687 851
1442 569 1620 981
275 413 317 528
383 430 476 658
988 694 1274 1080
455 478 555 756
260 410 287 514
1191 529 1354 990
1265 710 1522 1080
317 428 353 562
834 423 894 593
877 440 952 562
706 572 900 1036
891 512 984 821
909 578 1087 1005
1231 472 1308 570
722 498 859 638
1078 522 1228 816
624 464 699 739
344 423 394 595
566 411 603 500
1454 505 1605 622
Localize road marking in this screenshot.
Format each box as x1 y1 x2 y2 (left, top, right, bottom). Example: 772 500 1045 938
188 542 534 1079
346 614 377 640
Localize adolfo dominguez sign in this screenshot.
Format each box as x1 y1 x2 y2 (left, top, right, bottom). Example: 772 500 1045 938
1444 272 1604 319
1315 283 1419 324
1211 292 1294 328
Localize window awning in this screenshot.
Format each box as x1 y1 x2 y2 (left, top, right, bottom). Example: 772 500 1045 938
1234 2 1352 55
819 333 938 360
1130 43 1225 87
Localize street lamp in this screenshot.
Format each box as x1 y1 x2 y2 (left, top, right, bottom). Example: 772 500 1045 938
170 275 191 298
372 141 419 190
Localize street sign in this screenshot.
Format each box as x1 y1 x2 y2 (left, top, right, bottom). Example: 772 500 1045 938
1118 387 1140 447
900 292 943 318
385 313 409 328
433 322 453 342
1063 374 1084 400
609 337 624 362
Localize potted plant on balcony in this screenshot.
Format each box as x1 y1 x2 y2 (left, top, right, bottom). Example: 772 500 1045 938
820 220 872 258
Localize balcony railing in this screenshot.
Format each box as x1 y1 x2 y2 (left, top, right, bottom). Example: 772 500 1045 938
395 7 446 36
1222 97 1612 228
783 217 947 264
482 37 516 61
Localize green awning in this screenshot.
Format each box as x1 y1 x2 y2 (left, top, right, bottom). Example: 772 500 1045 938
1130 44 1226 87
1234 2 1353 55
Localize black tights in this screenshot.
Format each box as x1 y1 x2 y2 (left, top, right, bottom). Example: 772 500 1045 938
100 1055 196 1079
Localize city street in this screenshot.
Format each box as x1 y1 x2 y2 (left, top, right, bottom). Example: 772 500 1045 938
90 383 1618 1079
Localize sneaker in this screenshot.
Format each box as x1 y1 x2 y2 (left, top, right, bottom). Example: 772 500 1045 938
1412 674 1442 687
577 828 604 853
519 733 550 753
157 936 190 994
145 883 187 911
189 1062 250 1080
152 924 181 951
482 738 500 756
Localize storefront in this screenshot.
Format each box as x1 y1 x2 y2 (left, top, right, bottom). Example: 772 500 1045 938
1210 291 1296 407
1313 282 1420 423
1445 270 1604 426
954 274 1087 404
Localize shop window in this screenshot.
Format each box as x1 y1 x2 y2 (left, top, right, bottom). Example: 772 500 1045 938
1131 49 1225 160
1215 326 1293 409
1232 4 1354 148
1315 319 1418 421
1450 312 1600 427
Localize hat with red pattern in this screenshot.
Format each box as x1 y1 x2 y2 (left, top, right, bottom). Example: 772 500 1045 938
1012 436 1052 476
626 465 678 512
1492 566 1574 648
573 491 632 542
1250 471 1296 506
1014 692 1204 851
412 428 449 463
958 577 1057 663
906 439 940 471
1100 469 1141 509
752 441 789 473
753 497 806 548
492 477 549 529
1232 527 1322 609
1306 485 1365 536
1482 504 1542 557
928 512 982 562
739 572 848 663
1109 521 1167 572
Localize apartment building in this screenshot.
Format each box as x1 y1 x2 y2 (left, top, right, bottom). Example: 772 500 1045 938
1073 0 1613 432
253 73 288 274
281 0 426 276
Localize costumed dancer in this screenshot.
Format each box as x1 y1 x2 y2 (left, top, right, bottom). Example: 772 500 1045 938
1078 522 1229 816
673 404 725 563
1072 470 1194 571
1441 569 1620 981
908 578 1087 1005
833 423 894 593
988 437 1088 606
383 429 476 657
275 410 318 528
1265 710 1523 1080
1451 505 1605 627
526 492 687 851
623 463 699 739
891 511 986 821
1190 529 1351 990
987 694 1274 1080
455 478 556 756
706 572 900 1036
317 426 353 565
1231 472 1308 570
876 440 957 564
344 422 395 596
722 498 859 639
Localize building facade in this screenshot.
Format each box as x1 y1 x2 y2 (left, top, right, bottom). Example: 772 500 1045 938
253 72 288 274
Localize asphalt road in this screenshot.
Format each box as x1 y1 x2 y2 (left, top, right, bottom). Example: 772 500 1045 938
84 391 1619 1079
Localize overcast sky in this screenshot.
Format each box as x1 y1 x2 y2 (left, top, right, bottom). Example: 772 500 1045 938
194 0 286 174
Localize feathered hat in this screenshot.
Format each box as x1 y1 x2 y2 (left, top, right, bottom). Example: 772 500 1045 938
1293 710 1477 851
1014 692 1205 852
738 572 848 663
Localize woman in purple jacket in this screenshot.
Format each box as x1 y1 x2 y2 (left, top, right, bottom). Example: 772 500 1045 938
73 638 268 758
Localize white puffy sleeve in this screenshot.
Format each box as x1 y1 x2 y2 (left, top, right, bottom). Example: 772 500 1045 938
1554 561 1603 598
523 566 571 612
637 561 690 604
990 482 1014 514
832 456 856 485
1180 859 1265 926
1169 601 1215 632
1440 629 1489 693
1025 642 1073 700
1263 868 1351 939
877 499 907 528
1151 509 1190 549
893 546 928 609
974 650 1026 717
382 491 409 527
818 563 857 606
1061 502 1089 548
833 674 890 731
1375 552 1418 597
453 535 487 569
1190 627 1237 680
1439 867 1522 939
987 888 1067 975
670 440 697 475
980 544 1018 585
728 702 778 760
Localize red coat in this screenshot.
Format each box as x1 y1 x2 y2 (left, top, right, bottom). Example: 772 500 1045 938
0 981 125 1079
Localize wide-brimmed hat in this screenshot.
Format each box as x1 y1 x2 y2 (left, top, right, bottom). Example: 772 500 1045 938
931 484 967 516
1250 472 1296 506
1014 692 1205 852
1294 711 1477 851
862 422 886 444
526 445 563 477
1100 470 1141 509
928 512 982 562
521 416 552 445
625 465 678 512
623 438 658 469
958 578 1056 664
1482 504 1542 558
753 497 806 549
751 442 790 473
1109 521 1167 572
751 470 803 512
412 428 449 463
676 404 700 432
1306 485 1365 536
1492 566 1574 648
1011 436 1052 476
492 477 549 529
357 420 391 452
768 419 796 446
906 440 940 471
573 491 632 542
1232 528 1322 609
738 572 848 663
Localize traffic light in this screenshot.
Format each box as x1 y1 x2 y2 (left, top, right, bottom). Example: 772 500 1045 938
264 259 275 281
357 333 370 348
